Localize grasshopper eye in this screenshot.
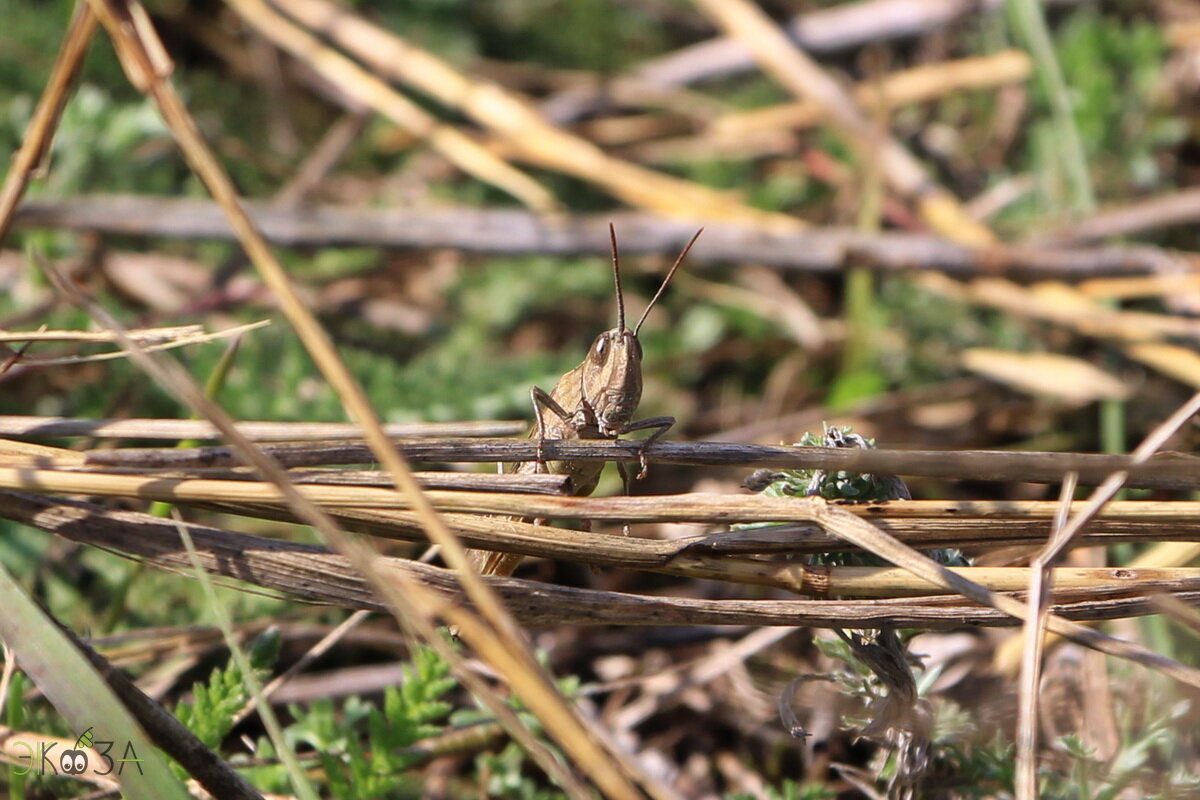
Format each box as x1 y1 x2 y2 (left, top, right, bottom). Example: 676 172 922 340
591 335 609 363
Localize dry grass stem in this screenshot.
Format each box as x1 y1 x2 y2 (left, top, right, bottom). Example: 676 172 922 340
263 0 799 230
223 0 559 214
995 390 1200 674
1124 342 1200 389
4 319 270 366
204 497 1200 599
1036 185 1200 244
996 546 1200 676
712 51 1031 138
633 50 1031 161
798 499 1200 689
1149 594 1200 639
229 609 372 728
0 323 226 343
12 467 1200 519
961 349 1129 404
0 3 98 243
539 0 986 123
8 491 1200 631
0 414 523 440
201 499 1200 588
74 2 649 794
9 449 1200 626
1077 273 1200 301
691 0 995 246
923 273 1200 344
922 274 1200 388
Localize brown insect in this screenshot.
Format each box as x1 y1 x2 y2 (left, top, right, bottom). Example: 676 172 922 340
471 225 702 577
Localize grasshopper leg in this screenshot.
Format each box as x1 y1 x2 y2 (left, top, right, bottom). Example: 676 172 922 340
620 415 675 480
616 461 635 536
529 385 575 470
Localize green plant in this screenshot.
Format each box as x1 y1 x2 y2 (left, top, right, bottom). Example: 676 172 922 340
172 638 464 798
175 629 281 751
1007 9 1186 226
739 426 966 567
457 666 580 799
475 740 569 800
253 645 454 800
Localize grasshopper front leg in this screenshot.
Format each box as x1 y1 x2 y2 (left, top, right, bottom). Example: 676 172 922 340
529 384 590 467
619 414 675 480
612 415 674 536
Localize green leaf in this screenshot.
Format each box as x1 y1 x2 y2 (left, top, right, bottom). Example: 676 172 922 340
0 560 189 799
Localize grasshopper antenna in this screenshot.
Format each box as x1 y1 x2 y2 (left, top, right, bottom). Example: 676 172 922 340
634 228 703 336
609 223 626 331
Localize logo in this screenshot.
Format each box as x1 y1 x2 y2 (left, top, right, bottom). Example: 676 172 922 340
11 727 143 778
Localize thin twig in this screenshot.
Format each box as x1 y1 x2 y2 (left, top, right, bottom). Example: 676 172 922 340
229 609 372 727
6 319 271 366
995 391 1200 673
1016 472 1077 800
17 195 1194 278
1033 186 1200 244
76 437 1200 490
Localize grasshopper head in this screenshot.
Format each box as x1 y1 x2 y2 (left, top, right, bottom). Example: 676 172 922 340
581 327 643 436
579 225 701 437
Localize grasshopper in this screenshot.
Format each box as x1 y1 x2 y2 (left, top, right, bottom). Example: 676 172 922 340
472 225 702 577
